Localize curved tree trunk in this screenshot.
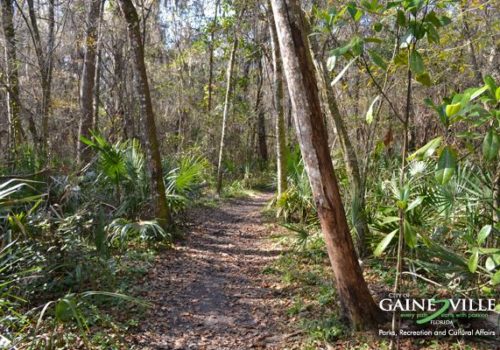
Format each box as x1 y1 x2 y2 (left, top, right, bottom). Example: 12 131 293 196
117 0 170 227
270 0 383 329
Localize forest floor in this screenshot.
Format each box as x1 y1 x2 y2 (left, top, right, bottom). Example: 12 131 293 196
127 192 297 349
122 192 497 350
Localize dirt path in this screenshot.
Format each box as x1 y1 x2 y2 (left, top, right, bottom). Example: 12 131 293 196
131 193 292 350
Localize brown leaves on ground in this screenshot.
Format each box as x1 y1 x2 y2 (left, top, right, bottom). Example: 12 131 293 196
128 193 296 349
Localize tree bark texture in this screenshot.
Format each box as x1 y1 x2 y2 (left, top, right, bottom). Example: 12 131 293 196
268 5 287 195
308 30 370 257
270 0 383 329
216 35 238 195
255 57 268 165
1 0 24 154
78 0 102 164
117 0 170 226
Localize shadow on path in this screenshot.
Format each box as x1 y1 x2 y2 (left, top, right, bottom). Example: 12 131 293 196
130 193 290 350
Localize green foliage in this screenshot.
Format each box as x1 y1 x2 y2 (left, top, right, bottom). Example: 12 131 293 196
0 137 209 348
107 218 172 250
164 154 210 212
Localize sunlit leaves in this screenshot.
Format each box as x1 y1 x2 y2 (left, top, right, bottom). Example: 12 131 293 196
366 95 380 124
329 36 363 58
485 255 499 271
492 271 500 285
435 146 456 185
477 225 492 245
326 55 337 71
374 229 397 257
404 221 417 248
368 49 387 70
482 129 499 161
409 137 442 160
468 248 479 273
406 196 424 212
445 103 461 117
331 58 357 86
469 85 488 100
347 2 364 22
409 50 425 75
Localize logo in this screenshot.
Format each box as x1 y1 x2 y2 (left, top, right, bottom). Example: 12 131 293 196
378 293 498 338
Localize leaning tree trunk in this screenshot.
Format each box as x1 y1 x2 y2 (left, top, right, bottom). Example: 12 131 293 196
308 31 370 257
78 0 102 164
270 0 383 329
268 3 287 196
117 0 170 227
1 0 24 156
216 35 238 195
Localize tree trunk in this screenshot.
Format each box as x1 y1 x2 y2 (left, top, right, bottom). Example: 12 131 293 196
216 35 238 195
93 0 105 130
78 0 102 164
268 2 287 196
1 0 24 155
26 0 54 155
207 0 220 113
460 3 483 85
269 0 383 329
117 0 170 227
255 58 268 165
308 28 370 257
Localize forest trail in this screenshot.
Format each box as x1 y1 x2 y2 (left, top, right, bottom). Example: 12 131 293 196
130 192 292 350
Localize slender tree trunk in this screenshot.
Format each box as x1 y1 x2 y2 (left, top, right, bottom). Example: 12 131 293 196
93 0 105 130
216 35 238 195
270 0 383 329
93 51 102 130
268 5 287 195
117 0 170 226
255 58 268 165
78 0 102 164
26 0 54 155
1 0 24 155
460 3 483 85
207 0 220 113
308 30 370 257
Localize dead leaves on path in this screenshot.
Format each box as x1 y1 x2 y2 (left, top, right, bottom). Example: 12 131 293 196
127 194 298 349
